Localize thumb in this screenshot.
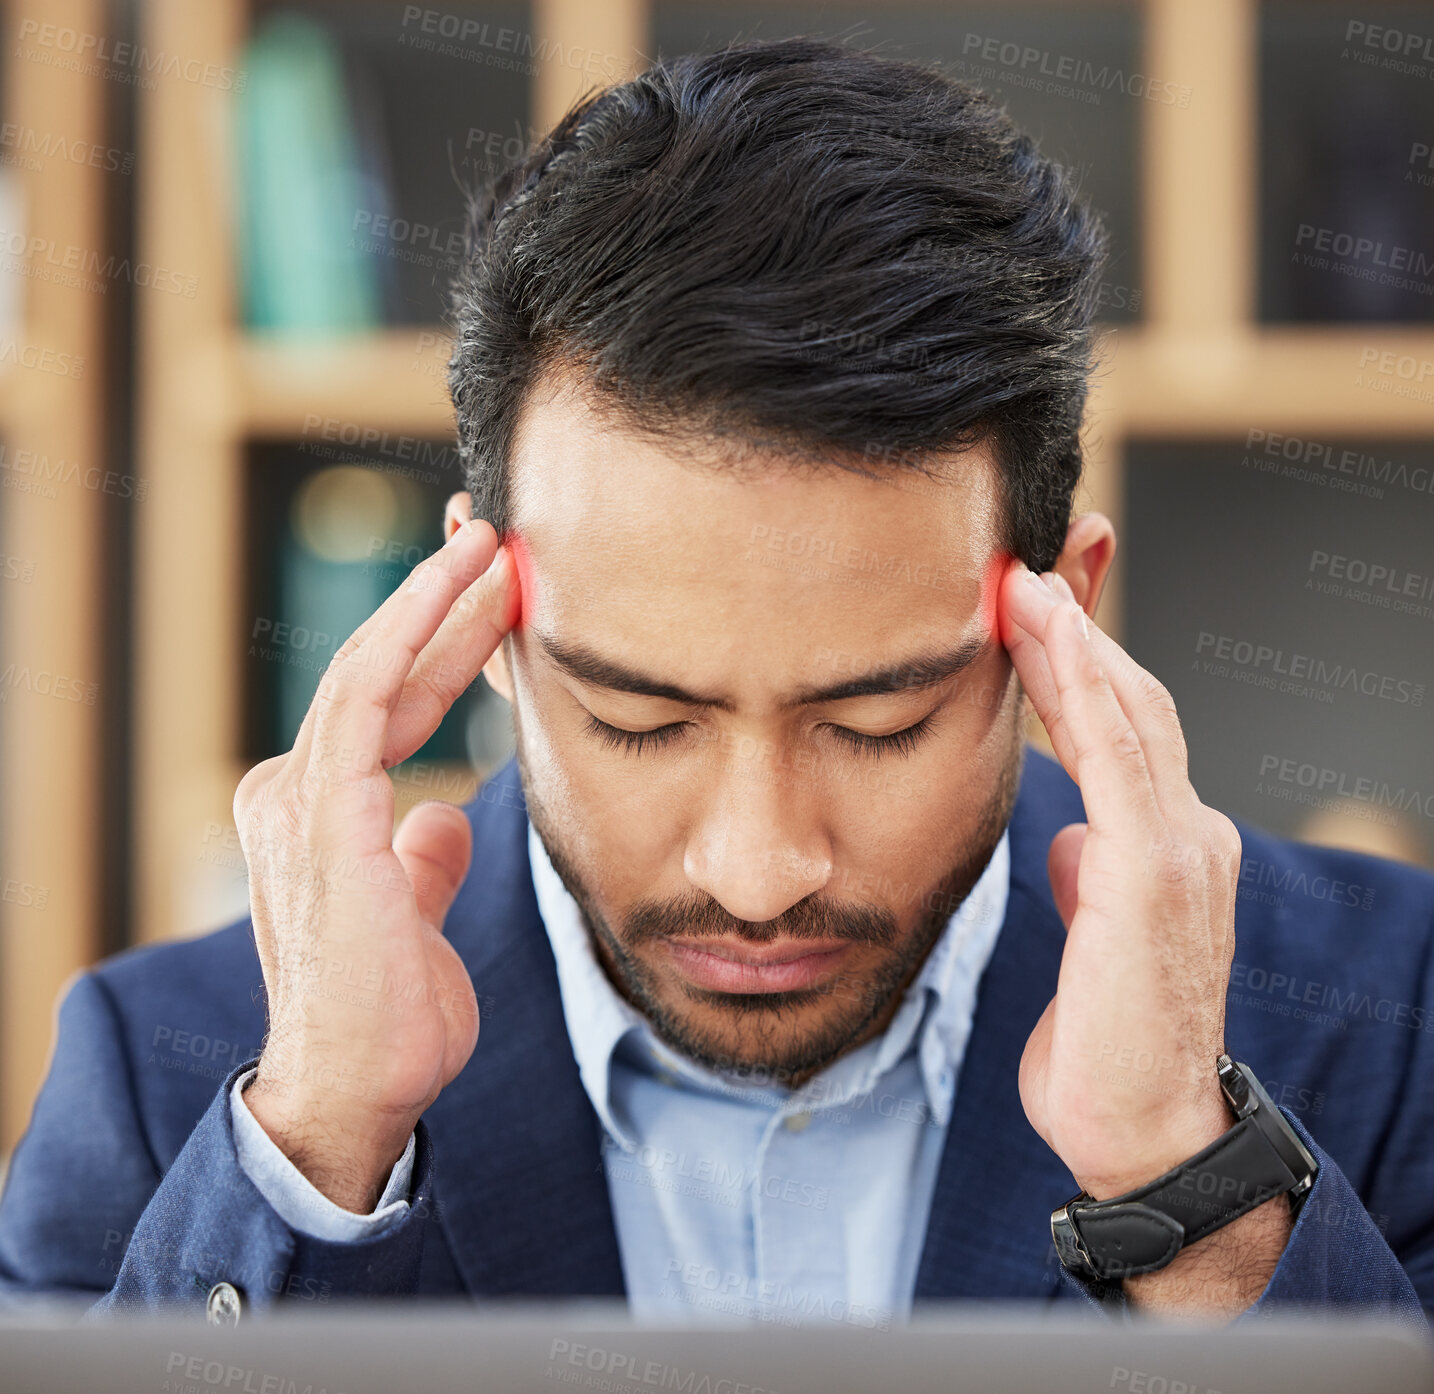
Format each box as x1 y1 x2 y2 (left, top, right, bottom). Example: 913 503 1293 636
1047 821 1087 930
393 800 473 931
1017 995 1057 1145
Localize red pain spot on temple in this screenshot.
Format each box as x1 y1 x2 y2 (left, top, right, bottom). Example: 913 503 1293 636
979 550 1015 638
502 529 535 630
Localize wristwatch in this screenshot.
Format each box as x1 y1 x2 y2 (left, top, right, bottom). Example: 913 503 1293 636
1050 1054 1320 1283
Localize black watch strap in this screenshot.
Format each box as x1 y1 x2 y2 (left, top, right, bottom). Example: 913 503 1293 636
1051 1056 1320 1283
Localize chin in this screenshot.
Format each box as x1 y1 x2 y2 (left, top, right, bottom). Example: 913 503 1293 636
641 984 885 1083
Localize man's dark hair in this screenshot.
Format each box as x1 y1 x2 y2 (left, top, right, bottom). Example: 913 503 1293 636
446 35 1108 573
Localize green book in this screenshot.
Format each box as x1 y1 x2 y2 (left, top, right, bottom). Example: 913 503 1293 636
236 12 381 332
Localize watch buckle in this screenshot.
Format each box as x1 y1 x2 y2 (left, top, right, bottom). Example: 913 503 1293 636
1050 1192 1097 1277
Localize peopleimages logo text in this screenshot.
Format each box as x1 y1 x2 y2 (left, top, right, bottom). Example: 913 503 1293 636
1307 549 1434 601
1259 755 1434 820
1196 631 1424 704
1295 224 1434 277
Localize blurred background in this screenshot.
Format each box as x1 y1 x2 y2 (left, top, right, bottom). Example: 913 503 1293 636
1 0 1433 1158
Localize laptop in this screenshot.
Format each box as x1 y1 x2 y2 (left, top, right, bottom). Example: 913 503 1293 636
1 1300 1431 1394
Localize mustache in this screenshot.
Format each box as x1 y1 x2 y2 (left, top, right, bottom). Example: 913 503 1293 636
622 891 898 948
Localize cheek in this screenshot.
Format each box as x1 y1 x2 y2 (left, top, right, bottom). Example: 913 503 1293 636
507 661 587 837
828 726 1011 914
818 760 934 874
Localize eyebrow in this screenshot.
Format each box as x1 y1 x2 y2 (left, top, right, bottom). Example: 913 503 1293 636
532 629 988 710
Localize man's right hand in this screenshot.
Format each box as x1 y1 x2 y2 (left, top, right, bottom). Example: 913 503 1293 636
233 518 521 1212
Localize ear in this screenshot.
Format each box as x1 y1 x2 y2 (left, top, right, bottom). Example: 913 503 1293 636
482 635 515 704
1052 512 1116 619
443 490 473 542
441 490 515 703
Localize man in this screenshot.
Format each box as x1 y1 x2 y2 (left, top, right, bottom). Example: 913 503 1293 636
2 37 1431 1327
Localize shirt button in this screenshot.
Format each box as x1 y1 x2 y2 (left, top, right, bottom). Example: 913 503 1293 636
206 1281 243 1326
782 1111 812 1133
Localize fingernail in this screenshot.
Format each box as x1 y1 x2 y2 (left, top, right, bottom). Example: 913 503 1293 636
1022 567 1049 595
444 520 472 548
1076 607 1089 638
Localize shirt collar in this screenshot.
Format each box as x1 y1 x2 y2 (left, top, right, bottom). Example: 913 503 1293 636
528 821 1011 1147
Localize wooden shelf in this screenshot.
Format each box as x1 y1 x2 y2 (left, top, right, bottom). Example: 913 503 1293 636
233 326 456 437
0 0 109 1150
1095 327 1434 435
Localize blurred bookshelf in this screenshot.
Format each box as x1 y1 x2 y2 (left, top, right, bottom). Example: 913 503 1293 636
131 0 647 974
127 0 1434 948
4 0 1434 1149
0 0 109 1149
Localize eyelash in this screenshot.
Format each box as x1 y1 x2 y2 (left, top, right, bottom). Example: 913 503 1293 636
824 712 936 757
582 714 689 756
580 712 938 758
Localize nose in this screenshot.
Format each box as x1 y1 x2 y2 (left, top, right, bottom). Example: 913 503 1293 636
682 750 833 924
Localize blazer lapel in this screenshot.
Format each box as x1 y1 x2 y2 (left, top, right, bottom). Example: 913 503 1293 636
421 759 627 1298
913 746 1087 1302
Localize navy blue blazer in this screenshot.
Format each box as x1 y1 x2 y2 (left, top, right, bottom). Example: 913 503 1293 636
1 748 1430 1323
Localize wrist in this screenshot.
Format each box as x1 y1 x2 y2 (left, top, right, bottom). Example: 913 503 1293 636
1123 1188 1293 1317
1051 1056 1316 1314
1075 1092 1235 1201
244 1070 416 1213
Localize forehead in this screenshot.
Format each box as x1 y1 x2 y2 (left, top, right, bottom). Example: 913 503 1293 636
507 370 1003 683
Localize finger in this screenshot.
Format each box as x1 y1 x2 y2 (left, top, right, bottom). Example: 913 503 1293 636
392 800 473 932
380 543 519 770
1060 579 1194 809
232 753 289 951
1000 565 1078 774
301 521 501 787
1017 995 1057 1145
233 752 287 823
287 520 500 772
1047 822 1086 929
1042 570 1196 813
1005 564 1192 820
1042 591 1162 836
1003 606 1075 769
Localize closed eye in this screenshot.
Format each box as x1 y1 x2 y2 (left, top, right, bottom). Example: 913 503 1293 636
820 712 937 757
581 711 938 757
582 713 690 755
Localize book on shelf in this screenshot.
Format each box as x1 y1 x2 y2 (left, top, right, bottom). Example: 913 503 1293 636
235 11 385 333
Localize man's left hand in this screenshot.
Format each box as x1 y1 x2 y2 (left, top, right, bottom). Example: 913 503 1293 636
999 560 1292 1315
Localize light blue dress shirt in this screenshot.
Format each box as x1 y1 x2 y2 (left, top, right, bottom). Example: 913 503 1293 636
231 821 1011 1325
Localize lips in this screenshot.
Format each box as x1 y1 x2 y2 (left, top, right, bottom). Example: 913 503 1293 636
663 936 854 994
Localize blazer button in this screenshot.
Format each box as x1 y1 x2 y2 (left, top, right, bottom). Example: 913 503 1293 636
206 1282 243 1326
